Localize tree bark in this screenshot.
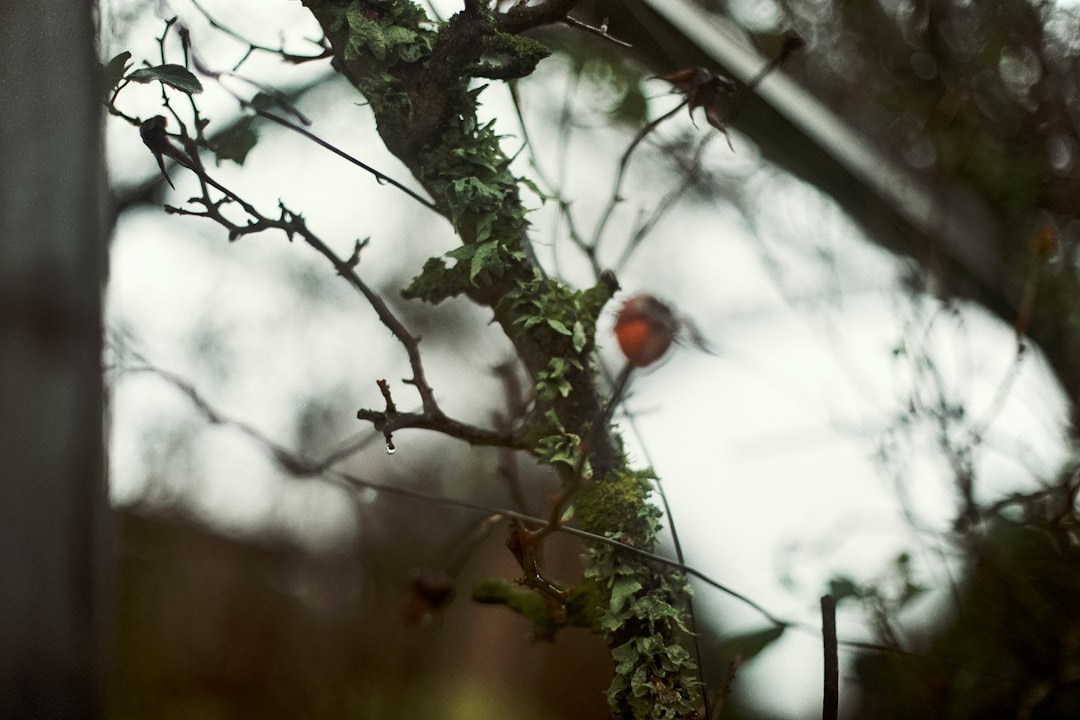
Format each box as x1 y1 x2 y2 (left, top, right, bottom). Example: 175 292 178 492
0 2 110 717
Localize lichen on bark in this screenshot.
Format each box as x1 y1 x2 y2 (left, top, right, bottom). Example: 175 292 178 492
299 0 700 715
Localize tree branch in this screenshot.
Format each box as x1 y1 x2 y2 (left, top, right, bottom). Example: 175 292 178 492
496 0 582 34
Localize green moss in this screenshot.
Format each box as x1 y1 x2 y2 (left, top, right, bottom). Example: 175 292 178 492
576 467 661 540
301 3 697 714
473 31 552 79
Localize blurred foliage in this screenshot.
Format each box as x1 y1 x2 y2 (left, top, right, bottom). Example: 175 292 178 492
853 500 1080 719
771 0 1080 415
110 507 613 720
776 0 1078 247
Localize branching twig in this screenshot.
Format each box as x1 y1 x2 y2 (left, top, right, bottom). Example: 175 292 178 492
189 0 331 67
562 15 632 48
615 132 714 272
114 364 377 476
356 395 527 450
184 44 439 212
241 102 438 212
589 100 687 258
116 356 791 628
138 115 442 421
115 356 1039 687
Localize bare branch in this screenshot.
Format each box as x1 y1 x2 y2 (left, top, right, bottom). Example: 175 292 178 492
355 405 526 449
562 15 632 48
114 364 377 476
189 0 331 66
243 103 438 212
115 358 1018 684
141 125 440 417
822 594 840 720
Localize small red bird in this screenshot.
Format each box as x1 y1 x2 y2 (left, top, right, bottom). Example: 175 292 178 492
614 293 715 368
614 294 679 368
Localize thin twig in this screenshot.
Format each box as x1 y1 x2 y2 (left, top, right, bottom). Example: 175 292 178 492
152 137 441 417
496 0 581 34
711 656 741 718
615 132 714 272
182 47 438 212
356 406 526 448
562 15 632 48
189 0 331 66
115 356 1053 687
244 103 439 212
822 594 839 720
507 81 589 266
119 356 789 626
115 365 375 476
589 100 687 258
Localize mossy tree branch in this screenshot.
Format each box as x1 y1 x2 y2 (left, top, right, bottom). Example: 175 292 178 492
298 0 701 715
300 0 619 470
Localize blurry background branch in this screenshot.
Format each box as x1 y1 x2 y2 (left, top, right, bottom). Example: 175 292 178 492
588 0 1080 429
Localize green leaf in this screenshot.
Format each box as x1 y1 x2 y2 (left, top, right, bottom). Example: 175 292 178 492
474 213 494 244
703 626 785 686
128 64 203 94
345 8 386 61
572 320 587 353
611 639 639 673
546 318 572 336
519 176 548 203
383 24 417 46
470 241 500 284
535 433 580 467
609 576 643 615
208 116 258 166
101 51 131 96
444 244 476 261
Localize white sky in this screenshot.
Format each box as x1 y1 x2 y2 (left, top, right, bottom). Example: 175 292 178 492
102 1 1073 717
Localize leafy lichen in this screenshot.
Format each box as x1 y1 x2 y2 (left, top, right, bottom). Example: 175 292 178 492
300 1 699 715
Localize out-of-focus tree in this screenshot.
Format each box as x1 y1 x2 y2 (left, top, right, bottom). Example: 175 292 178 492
604 0 1080 425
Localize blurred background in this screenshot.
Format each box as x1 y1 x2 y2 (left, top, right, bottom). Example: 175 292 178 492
99 0 1080 717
